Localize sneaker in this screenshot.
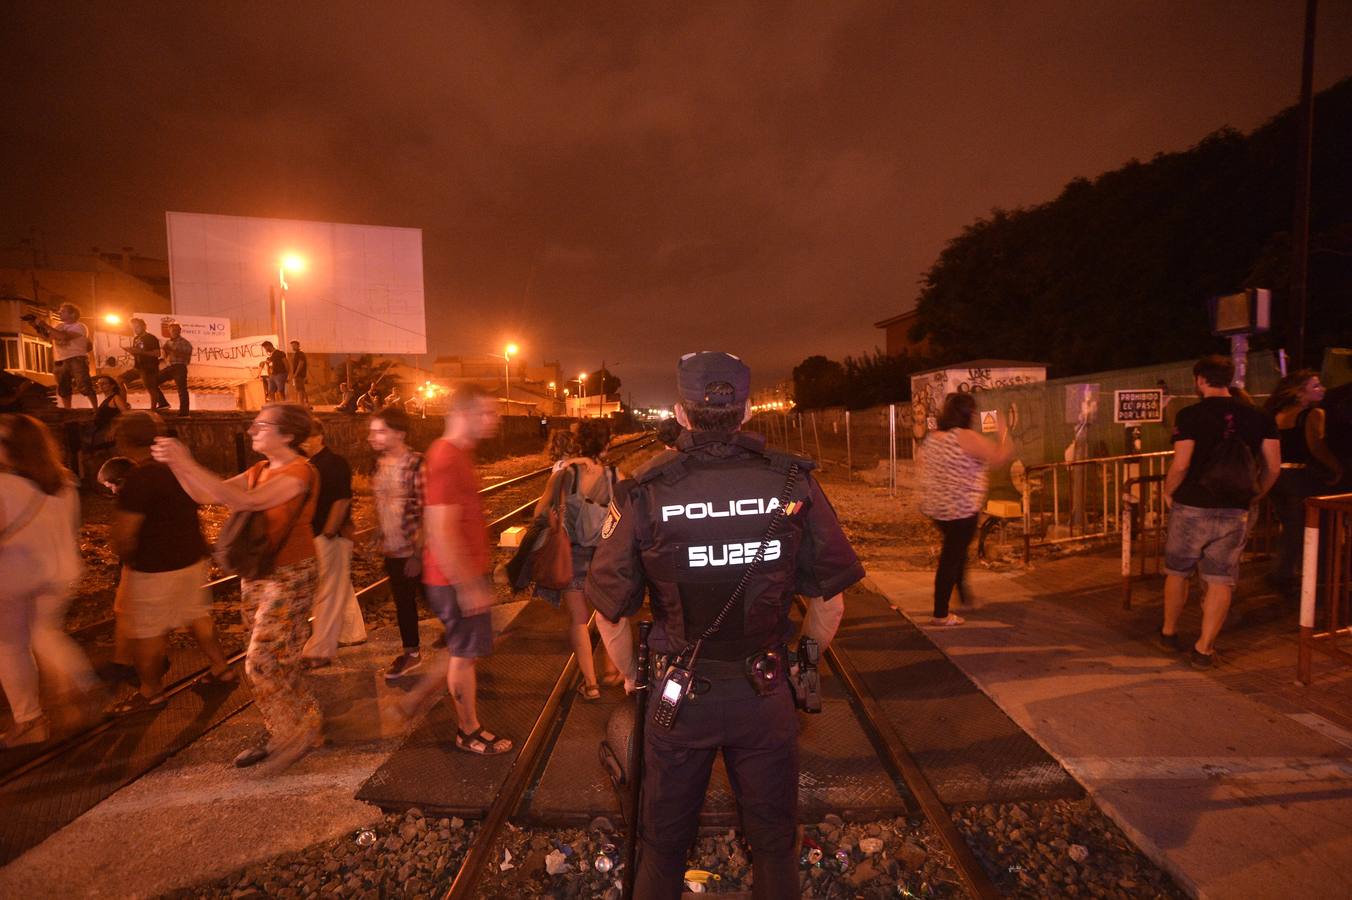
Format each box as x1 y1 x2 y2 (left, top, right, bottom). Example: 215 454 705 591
1155 631 1183 653
384 653 422 681
1189 648 1214 670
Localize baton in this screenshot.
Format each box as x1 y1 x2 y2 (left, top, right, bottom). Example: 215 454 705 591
622 620 652 900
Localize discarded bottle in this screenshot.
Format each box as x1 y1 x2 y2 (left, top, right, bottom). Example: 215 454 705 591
355 830 376 847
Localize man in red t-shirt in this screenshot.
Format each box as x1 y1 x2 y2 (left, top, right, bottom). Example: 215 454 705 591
422 384 512 755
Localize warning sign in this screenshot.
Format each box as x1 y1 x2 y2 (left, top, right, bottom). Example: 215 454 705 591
1114 389 1164 424
980 411 999 433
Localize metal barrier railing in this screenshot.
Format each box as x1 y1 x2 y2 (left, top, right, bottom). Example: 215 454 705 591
1298 492 1352 685
1120 473 1167 609
1021 450 1174 561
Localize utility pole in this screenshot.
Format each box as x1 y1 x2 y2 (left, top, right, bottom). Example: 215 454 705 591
1289 0 1318 368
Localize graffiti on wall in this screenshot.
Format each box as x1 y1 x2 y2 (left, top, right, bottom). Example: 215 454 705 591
910 365 1047 439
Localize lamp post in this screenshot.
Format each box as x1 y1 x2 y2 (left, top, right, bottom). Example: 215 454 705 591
579 372 588 418
278 253 305 349
503 343 518 416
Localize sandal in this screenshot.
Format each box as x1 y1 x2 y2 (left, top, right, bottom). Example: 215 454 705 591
454 727 513 756
576 681 602 702
108 691 168 716
929 614 966 627
200 667 239 685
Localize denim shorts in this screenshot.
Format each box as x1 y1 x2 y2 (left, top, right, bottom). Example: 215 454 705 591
532 544 595 607
423 583 494 658
1163 503 1249 586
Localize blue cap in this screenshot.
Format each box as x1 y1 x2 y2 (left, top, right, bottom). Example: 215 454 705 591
677 351 750 407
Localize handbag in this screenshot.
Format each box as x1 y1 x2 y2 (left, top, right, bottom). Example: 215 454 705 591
214 463 314 578
531 475 574 590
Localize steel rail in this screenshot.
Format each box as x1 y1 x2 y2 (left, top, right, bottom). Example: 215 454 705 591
801 599 1001 900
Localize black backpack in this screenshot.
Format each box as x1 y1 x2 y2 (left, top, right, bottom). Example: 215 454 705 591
1196 418 1261 506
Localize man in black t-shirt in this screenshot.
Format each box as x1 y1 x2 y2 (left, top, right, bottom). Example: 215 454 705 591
300 419 367 666
1159 356 1280 669
107 412 236 714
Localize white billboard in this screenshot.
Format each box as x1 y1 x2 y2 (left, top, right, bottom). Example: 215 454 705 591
166 212 426 355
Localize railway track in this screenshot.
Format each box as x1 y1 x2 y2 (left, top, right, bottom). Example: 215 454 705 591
0 434 654 789
436 500 1002 899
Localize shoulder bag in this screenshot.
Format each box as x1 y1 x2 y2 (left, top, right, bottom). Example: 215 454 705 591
531 468 574 590
214 462 314 579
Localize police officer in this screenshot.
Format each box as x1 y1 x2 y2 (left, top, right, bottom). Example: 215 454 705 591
587 351 863 900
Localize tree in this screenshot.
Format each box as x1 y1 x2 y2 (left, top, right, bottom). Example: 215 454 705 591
910 77 1352 375
791 355 846 409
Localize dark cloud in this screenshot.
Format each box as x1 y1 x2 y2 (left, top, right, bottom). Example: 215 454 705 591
4 2 1351 402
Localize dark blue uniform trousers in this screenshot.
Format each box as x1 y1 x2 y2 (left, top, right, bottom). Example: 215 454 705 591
636 664 799 900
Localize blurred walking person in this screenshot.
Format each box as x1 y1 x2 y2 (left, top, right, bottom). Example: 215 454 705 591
917 393 1013 626
301 419 367 666
1264 370 1342 596
107 413 236 715
422 385 512 754
368 405 426 679
153 403 321 770
156 322 193 416
0 414 97 747
528 419 631 698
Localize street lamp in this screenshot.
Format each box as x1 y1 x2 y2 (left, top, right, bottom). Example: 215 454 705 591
102 313 122 326
503 343 518 414
278 254 305 348
578 372 588 418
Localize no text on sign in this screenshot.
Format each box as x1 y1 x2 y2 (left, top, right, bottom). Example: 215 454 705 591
1114 389 1164 424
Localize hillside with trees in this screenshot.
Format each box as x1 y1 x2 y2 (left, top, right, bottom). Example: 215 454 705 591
910 77 1352 375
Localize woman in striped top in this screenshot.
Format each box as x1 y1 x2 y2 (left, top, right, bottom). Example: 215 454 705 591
917 393 1013 625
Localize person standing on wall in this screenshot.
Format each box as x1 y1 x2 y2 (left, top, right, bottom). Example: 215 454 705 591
368 405 426 680
261 341 289 403
156 323 193 416
28 303 99 411
301 419 367 666
289 341 310 408
127 318 169 411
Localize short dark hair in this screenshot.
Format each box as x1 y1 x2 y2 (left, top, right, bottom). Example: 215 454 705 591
114 411 163 448
681 398 745 432
261 340 275 351
263 403 313 449
937 393 977 431
374 404 411 434
1193 355 1234 389
448 383 491 414
129 317 146 329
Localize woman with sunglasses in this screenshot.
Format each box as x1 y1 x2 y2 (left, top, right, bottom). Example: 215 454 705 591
152 403 321 772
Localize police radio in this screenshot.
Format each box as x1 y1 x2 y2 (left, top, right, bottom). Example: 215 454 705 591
652 648 698 729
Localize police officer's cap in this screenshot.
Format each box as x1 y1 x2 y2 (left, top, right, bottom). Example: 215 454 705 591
677 351 750 407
